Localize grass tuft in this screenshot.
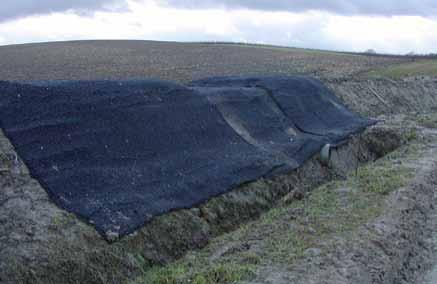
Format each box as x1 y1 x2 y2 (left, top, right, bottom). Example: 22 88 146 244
355 163 413 195
417 113 437 129
137 261 255 284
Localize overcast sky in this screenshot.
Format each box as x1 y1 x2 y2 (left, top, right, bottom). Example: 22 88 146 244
0 0 436 54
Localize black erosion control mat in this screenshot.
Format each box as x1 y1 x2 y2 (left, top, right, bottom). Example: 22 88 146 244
0 76 374 238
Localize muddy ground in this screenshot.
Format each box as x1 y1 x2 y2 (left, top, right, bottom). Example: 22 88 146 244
1 41 437 284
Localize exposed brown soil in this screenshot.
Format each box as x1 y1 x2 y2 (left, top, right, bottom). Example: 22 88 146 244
0 40 408 82
327 77 437 116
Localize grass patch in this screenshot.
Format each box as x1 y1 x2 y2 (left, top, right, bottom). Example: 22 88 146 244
50 212 77 229
0 152 12 172
354 162 413 195
417 113 437 129
403 127 419 142
260 144 416 264
136 261 255 284
367 60 437 79
192 263 255 284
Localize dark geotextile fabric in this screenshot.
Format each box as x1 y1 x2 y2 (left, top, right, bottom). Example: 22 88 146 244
0 76 374 238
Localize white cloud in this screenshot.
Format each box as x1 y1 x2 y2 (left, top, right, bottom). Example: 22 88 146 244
323 15 437 54
0 0 436 54
0 0 127 22
161 0 437 17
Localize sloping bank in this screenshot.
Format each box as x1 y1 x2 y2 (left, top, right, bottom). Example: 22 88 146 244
0 76 434 284
326 76 437 117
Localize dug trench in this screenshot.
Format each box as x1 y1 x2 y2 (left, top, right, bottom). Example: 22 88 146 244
0 76 436 284
0 116 412 284
136 115 437 284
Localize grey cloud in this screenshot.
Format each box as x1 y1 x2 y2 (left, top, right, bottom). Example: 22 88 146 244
0 0 127 22
161 0 437 16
